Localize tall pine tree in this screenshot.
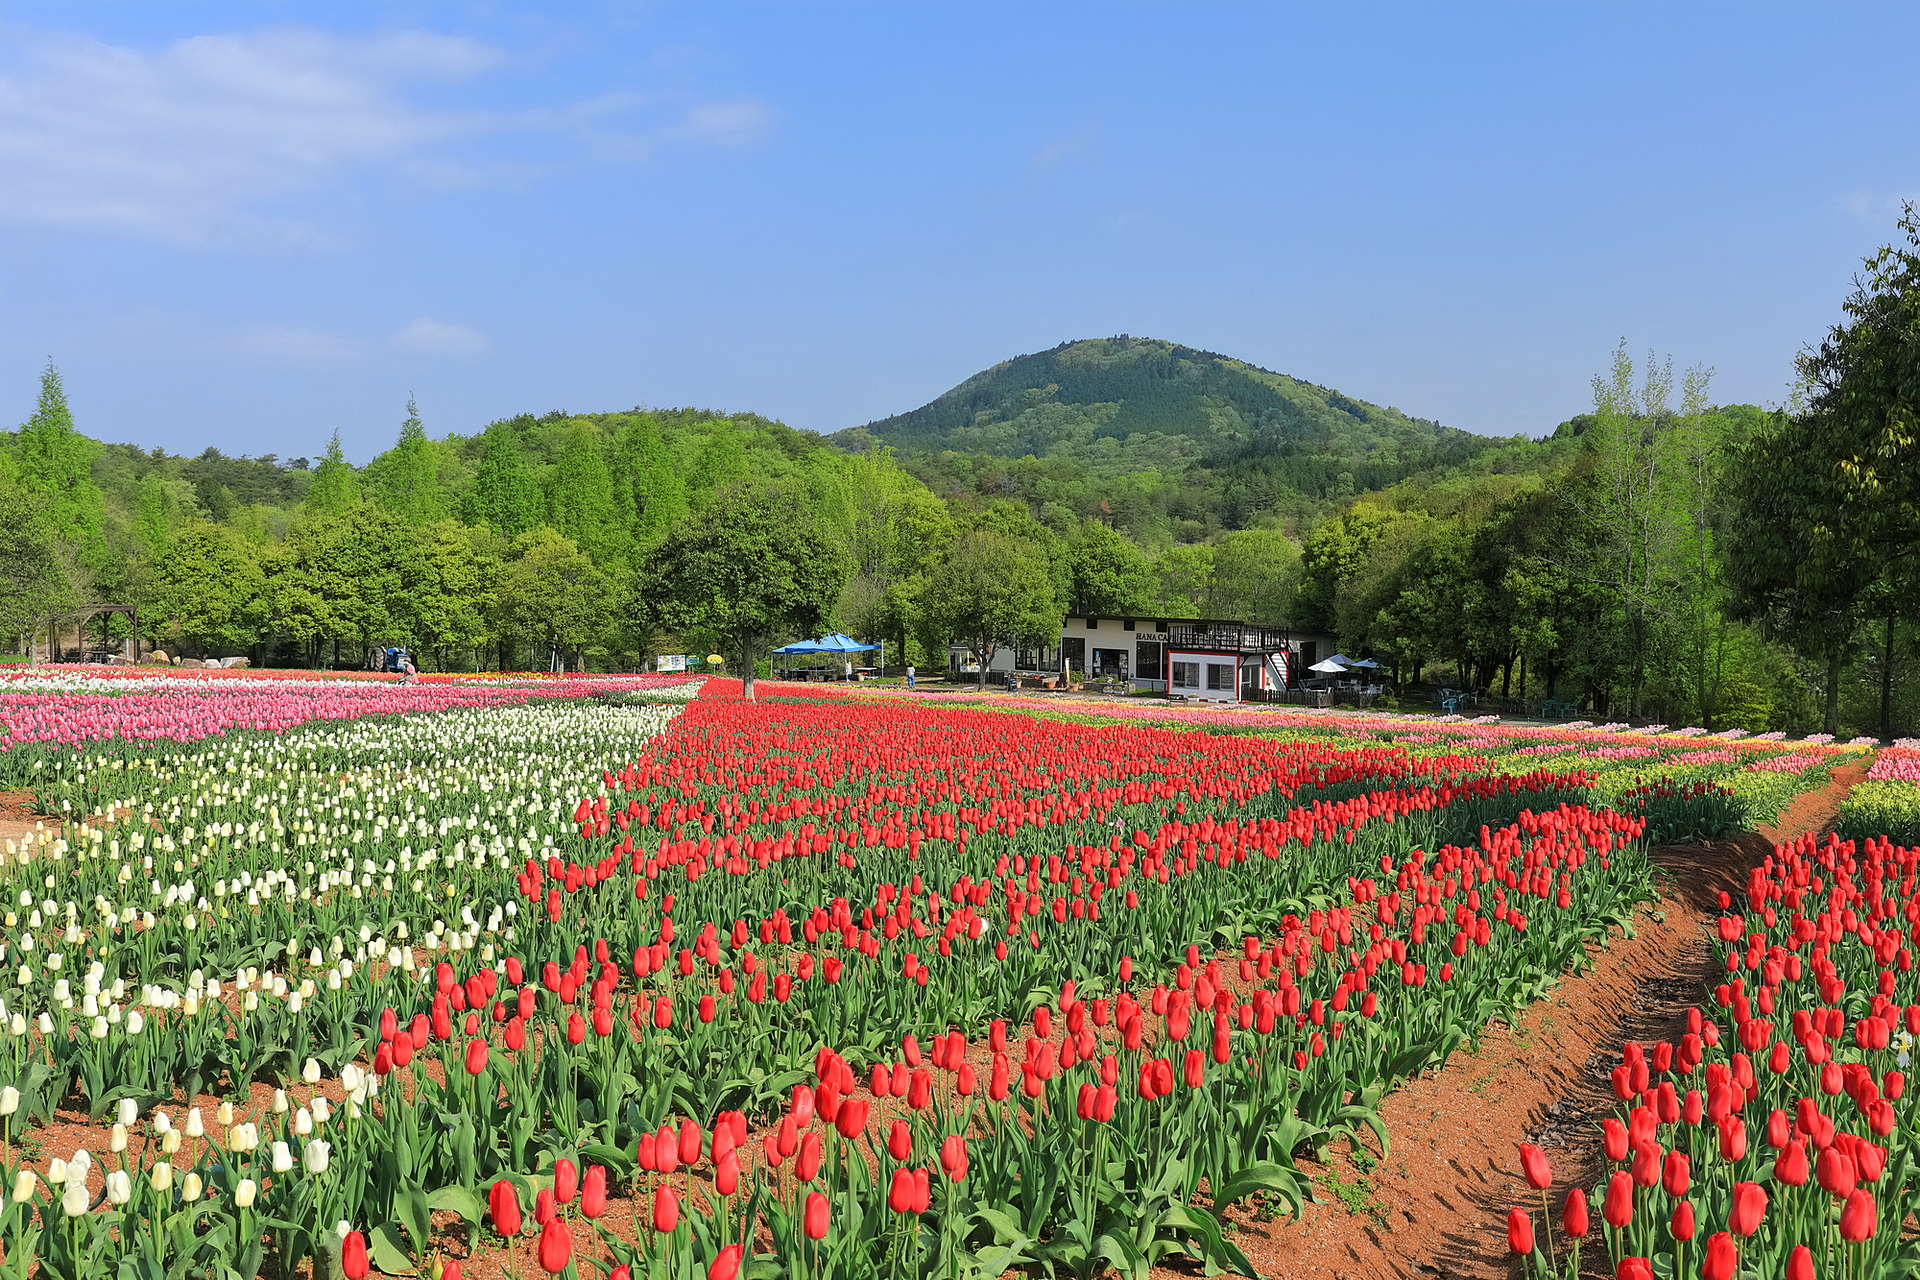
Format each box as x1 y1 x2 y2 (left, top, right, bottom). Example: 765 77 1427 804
305 432 358 515
546 421 619 563
366 398 447 525
13 361 106 566
612 413 687 546
462 421 543 537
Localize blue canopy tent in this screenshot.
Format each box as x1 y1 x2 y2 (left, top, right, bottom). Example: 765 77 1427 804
773 633 881 679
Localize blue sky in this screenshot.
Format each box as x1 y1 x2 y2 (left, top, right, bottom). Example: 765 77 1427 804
2 2 1916 461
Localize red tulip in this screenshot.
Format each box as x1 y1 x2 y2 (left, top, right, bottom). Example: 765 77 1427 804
887 1119 912 1161
715 1148 739 1196
581 1165 607 1219
1630 1141 1661 1188
679 1119 702 1166
1517 1142 1551 1190
888 1167 918 1213
796 1132 822 1182
1560 1187 1588 1237
1728 1181 1765 1236
653 1185 680 1233
1669 1200 1695 1241
1616 1259 1653 1280
537 1218 571 1274
940 1133 968 1182
341 1231 369 1280
1816 1145 1857 1197
804 1191 829 1240
1602 1171 1633 1228
1700 1233 1737 1280
489 1179 522 1236
1785 1245 1815 1280
553 1158 577 1205
1661 1150 1689 1198
1506 1208 1534 1255
1839 1188 1877 1242
709 1244 743 1280
1775 1140 1809 1186
1601 1117 1628 1161
534 1189 555 1225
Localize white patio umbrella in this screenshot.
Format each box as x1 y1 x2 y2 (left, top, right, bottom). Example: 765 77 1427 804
1308 658 1351 673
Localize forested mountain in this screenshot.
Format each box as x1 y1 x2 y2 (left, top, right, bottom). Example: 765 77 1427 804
831 336 1514 541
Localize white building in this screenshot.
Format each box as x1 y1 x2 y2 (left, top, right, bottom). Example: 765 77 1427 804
948 615 1339 701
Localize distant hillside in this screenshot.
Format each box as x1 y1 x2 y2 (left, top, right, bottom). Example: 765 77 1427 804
831 336 1514 539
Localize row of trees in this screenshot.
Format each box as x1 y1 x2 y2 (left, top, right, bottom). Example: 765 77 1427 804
0 374 1302 687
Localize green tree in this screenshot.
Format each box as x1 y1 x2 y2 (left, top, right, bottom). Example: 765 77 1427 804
1206 527 1301 624
400 522 500 667
462 422 543 538
269 504 408 666
304 433 359 516
638 481 850 700
546 422 621 564
12 361 105 553
612 413 688 546
494 527 617 671
919 528 1061 687
365 399 448 525
0 453 72 648
145 521 267 656
1067 520 1156 615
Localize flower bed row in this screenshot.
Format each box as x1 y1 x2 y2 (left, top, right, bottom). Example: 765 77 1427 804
1508 828 1920 1279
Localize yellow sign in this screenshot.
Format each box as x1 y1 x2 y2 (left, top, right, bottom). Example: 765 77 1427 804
707 654 725 664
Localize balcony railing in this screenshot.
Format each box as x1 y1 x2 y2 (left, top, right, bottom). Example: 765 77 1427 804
1164 622 1291 653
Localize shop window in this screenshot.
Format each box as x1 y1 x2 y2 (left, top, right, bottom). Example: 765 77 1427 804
1135 641 1164 674
1206 663 1234 690
1171 661 1199 689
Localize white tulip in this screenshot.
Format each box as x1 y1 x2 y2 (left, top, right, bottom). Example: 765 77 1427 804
150 1163 173 1192
161 1129 181 1154
46 1158 66 1185
216 1102 234 1127
116 1097 138 1126
302 1058 321 1085
152 1111 172 1134
0 1087 18 1116
109 1124 127 1153
105 1170 131 1205
183 1107 204 1138
10 1171 36 1202
61 1180 89 1216
181 1172 202 1202
272 1088 288 1114
292 1108 312 1136
125 1010 144 1035
234 1178 257 1209
271 1141 295 1173
304 1139 332 1174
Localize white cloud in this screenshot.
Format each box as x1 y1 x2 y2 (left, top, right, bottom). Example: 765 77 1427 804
391 317 490 356
0 26 772 246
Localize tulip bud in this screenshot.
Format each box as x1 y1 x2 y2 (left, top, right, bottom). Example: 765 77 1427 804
116 1097 138 1126
235 1179 257 1209
105 1170 131 1205
304 1139 332 1174
10 1171 35 1202
272 1141 295 1173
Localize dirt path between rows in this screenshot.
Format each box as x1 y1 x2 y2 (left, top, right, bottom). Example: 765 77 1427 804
1198 762 1872 1280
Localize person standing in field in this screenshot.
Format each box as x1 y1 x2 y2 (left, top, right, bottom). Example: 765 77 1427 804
906 665 915 690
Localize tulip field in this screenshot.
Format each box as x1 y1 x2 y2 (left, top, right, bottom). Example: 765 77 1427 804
0 669 1903 1279
1506 828 1920 1280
